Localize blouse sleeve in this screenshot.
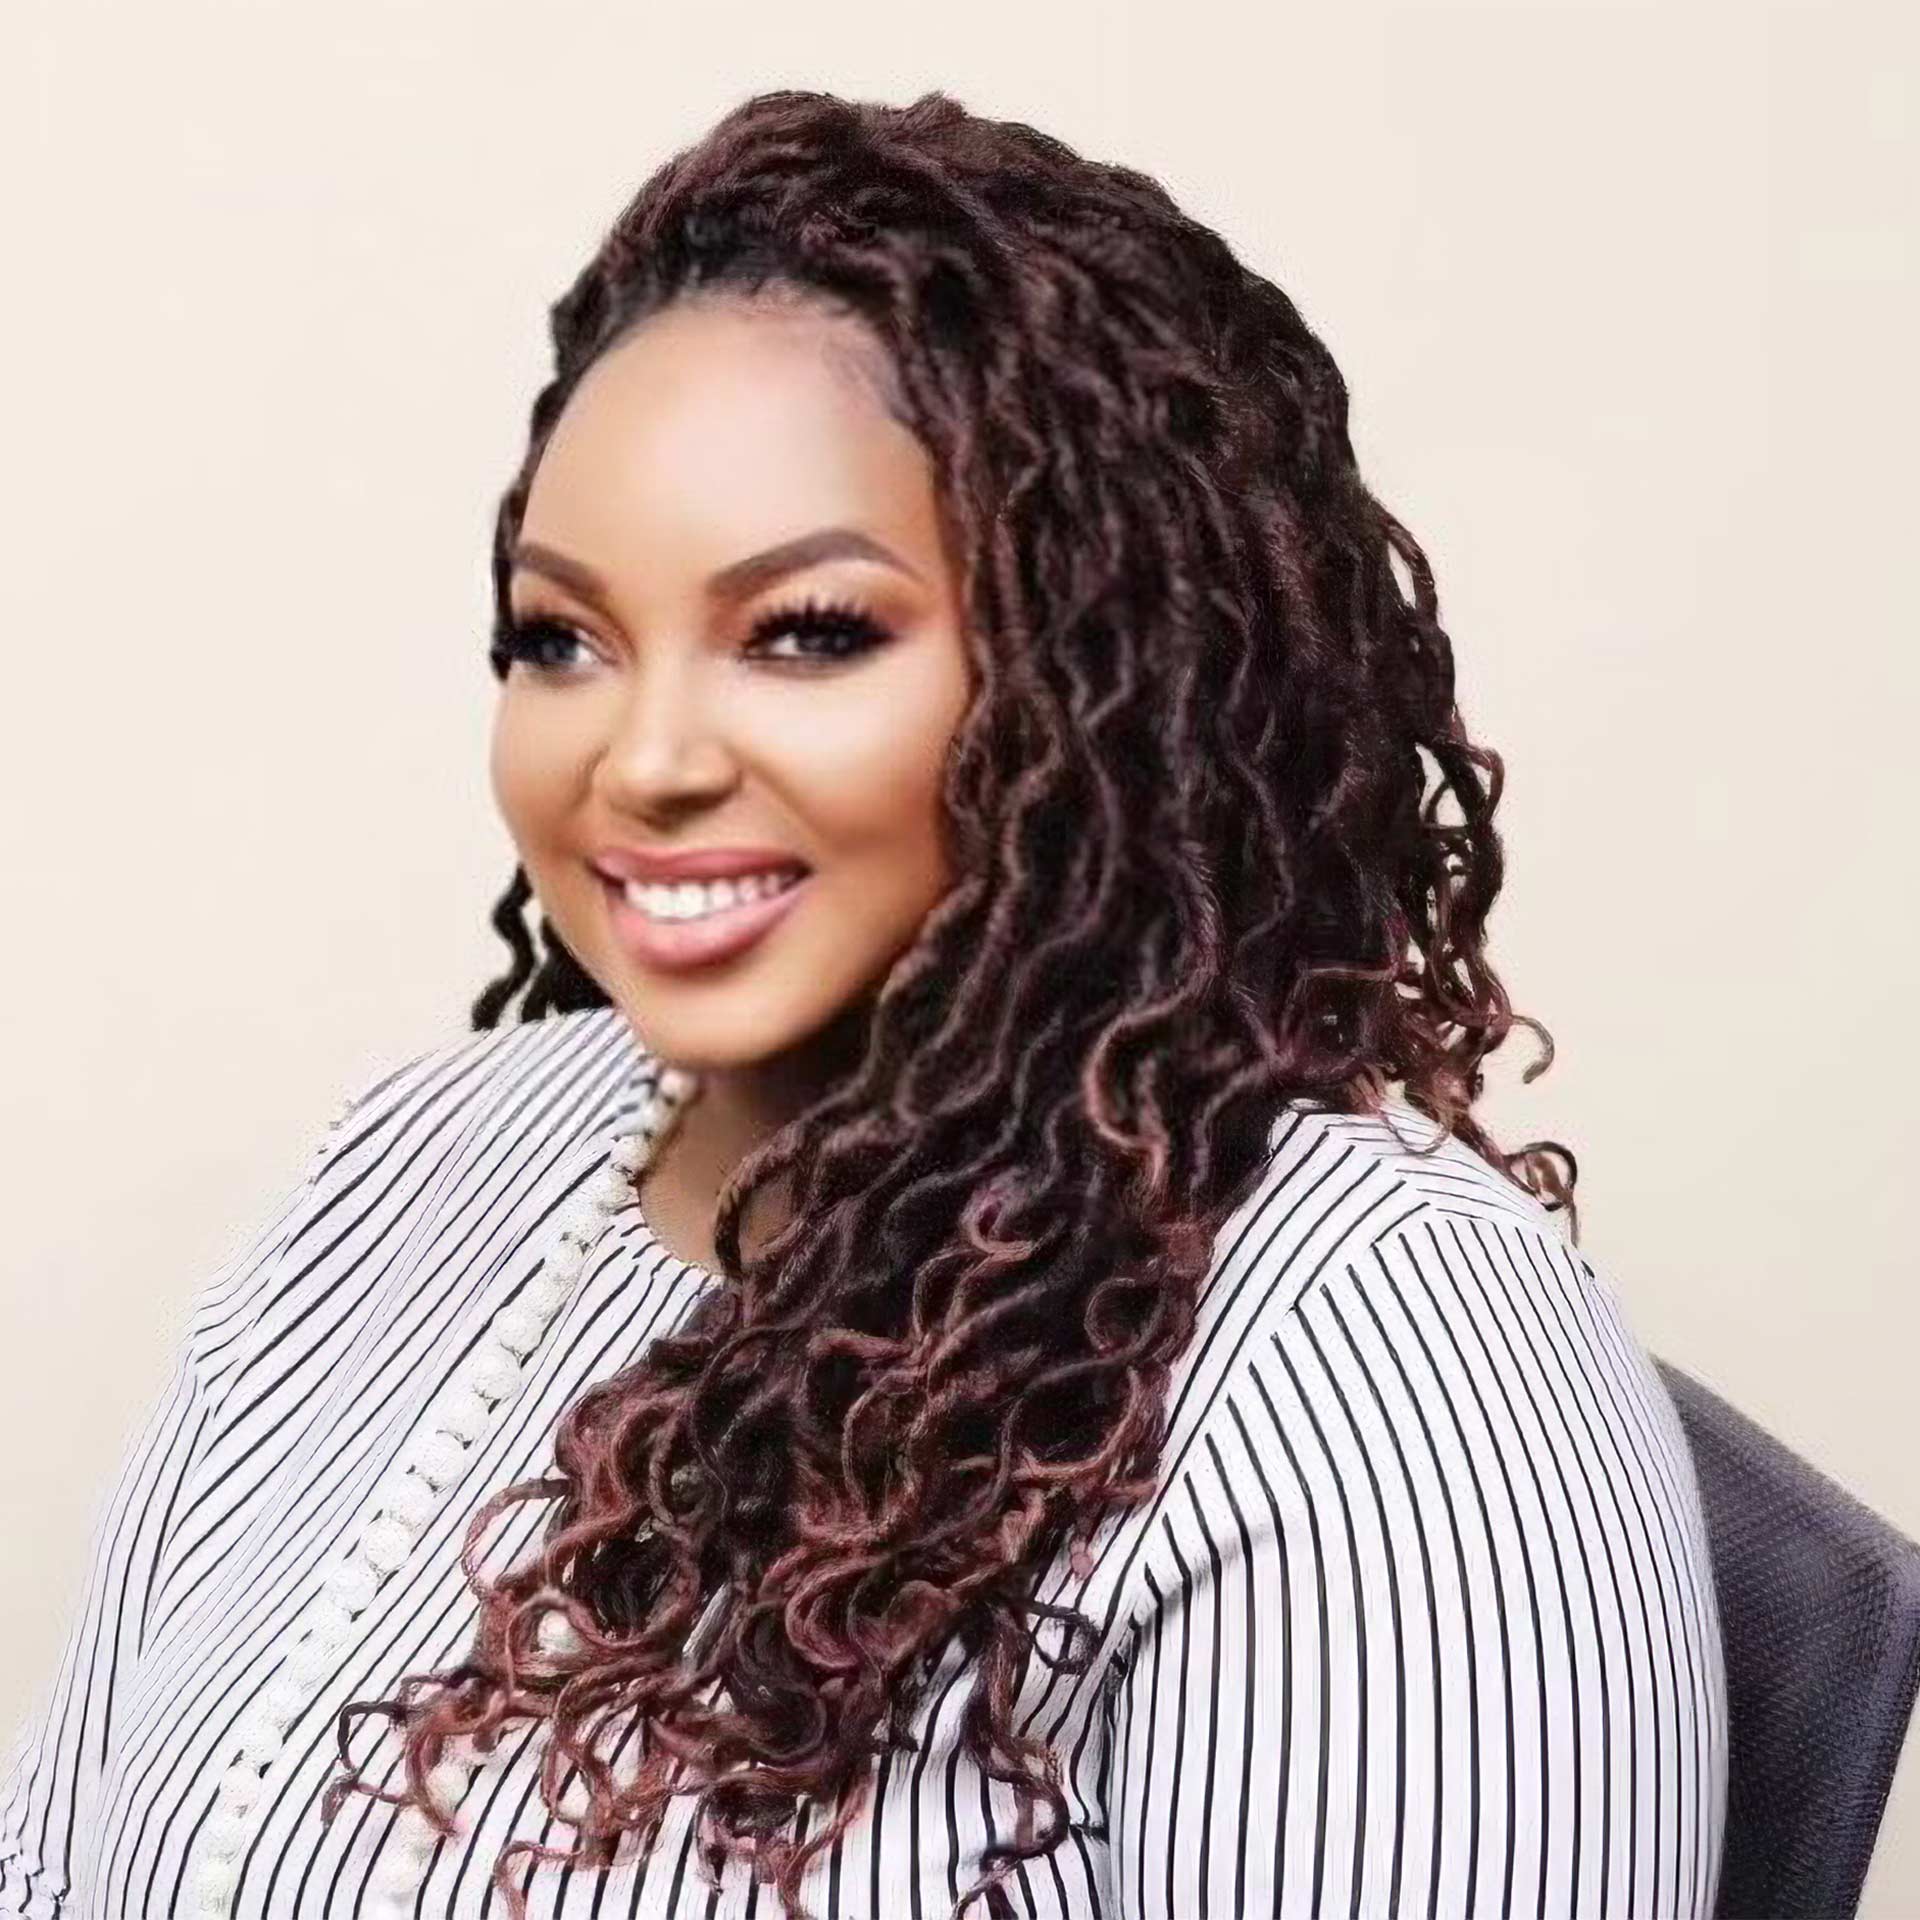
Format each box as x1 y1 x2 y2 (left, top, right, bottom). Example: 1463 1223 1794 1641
0 1057 424 1917
1099 1209 1726 1920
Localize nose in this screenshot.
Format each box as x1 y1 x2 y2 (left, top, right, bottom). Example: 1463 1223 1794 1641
589 653 738 818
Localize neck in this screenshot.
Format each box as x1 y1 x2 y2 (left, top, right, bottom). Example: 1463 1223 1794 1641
641 995 872 1263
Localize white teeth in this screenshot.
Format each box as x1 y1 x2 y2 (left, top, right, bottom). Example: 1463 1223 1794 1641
620 870 803 922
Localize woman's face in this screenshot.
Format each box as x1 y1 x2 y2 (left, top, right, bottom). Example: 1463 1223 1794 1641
490 295 977 1076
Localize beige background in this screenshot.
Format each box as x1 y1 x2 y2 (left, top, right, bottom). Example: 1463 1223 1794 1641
3 0 1913 1907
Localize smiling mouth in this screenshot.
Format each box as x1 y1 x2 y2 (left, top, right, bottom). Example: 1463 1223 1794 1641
599 868 813 973
607 866 809 919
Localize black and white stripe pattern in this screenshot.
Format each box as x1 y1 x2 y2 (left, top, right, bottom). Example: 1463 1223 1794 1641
1 1006 1725 1917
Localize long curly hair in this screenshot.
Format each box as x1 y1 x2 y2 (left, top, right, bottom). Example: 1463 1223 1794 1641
325 85 1577 1918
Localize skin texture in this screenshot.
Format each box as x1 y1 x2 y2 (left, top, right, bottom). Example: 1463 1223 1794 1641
489 296 977 1266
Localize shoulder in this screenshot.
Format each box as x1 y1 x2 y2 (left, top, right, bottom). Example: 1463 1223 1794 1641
318 1004 654 1181
1092 1107 1726 1920
1108 1091 1712 1626
1153 1093 1676 1537
1176 1094 1572 1393
183 1007 653 1383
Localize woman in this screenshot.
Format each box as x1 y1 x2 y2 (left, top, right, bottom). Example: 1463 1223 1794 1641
0 87 1726 1920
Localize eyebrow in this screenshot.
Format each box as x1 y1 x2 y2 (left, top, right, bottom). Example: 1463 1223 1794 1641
508 526 922 610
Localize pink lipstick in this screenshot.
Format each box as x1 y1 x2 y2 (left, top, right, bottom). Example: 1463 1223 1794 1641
600 867 812 974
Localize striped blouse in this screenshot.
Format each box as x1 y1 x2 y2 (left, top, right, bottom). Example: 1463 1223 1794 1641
1 1005 1726 1918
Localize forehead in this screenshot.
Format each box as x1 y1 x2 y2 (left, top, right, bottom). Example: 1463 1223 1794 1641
519 299 931 579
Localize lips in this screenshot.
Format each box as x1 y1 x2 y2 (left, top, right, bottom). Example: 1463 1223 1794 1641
592 844 812 886
600 867 813 975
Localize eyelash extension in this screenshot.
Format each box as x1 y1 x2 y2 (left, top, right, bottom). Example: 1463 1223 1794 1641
489 594 893 679
744 593 893 663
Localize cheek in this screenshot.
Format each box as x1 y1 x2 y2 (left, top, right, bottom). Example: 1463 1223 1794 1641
488 698 578 844
789 687 960 882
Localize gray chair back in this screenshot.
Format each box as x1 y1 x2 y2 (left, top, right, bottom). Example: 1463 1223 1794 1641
1659 1361 1920 1918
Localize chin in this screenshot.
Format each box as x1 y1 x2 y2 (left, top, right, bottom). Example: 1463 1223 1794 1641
613 982 869 1078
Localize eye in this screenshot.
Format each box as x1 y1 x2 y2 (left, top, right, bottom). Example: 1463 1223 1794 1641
487 596 895 683
742 595 893 667
489 615 596 681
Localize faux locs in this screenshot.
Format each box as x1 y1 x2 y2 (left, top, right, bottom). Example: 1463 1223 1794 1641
325 86 1577 1919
